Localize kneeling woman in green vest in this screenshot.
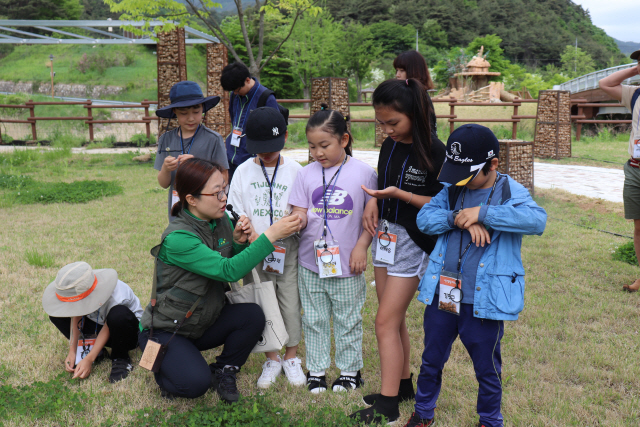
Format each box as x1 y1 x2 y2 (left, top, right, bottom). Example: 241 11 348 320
138 158 301 401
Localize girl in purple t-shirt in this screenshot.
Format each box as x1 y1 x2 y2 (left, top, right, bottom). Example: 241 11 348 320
289 105 377 395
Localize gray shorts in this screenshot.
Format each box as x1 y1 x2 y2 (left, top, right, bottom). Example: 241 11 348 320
624 161 640 220
371 221 429 278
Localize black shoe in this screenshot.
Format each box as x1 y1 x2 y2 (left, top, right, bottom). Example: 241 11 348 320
402 412 435 427
306 371 327 394
350 396 399 425
211 366 240 403
160 387 176 401
363 373 415 405
108 357 133 383
331 370 364 392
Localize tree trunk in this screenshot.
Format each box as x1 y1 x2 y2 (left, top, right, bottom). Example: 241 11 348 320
250 63 260 81
303 85 310 110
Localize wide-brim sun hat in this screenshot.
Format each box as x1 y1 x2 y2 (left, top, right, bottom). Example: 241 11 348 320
42 261 118 317
156 81 221 119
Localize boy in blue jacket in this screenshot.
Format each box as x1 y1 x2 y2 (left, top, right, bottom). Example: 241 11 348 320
403 124 546 427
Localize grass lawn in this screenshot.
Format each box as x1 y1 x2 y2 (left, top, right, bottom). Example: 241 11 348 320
0 144 638 425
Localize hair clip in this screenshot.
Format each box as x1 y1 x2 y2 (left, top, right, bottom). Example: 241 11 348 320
320 105 326 110
405 79 409 86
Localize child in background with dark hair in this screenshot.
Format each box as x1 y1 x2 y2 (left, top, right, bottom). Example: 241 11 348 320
288 105 377 394
154 81 229 222
352 78 446 424
220 62 280 182
393 50 438 137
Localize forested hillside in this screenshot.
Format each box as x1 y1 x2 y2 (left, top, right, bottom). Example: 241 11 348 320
325 0 625 68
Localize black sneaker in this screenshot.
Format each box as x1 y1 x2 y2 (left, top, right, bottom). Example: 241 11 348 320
332 370 364 392
350 400 399 425
402 412 435 427
363 373 415 405
306 372 327 394
211 366 240 403
108 357 133 383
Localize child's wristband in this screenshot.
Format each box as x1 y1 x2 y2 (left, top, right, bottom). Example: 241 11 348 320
406 192 413 204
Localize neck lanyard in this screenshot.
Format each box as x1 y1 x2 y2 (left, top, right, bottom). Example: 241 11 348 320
234 82 261 129
78 315 98 352
455 173 502 286
381 140 411 224
180 124 201 155
321 154 348 240
260 155 281 225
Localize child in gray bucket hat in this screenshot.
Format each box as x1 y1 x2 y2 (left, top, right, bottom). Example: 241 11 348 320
42 262 143 383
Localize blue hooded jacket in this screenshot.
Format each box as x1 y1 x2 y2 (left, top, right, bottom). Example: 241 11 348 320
416 174 547 321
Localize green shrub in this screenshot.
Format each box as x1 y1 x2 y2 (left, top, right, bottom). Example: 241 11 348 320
25 249 55 268
0 174 32 189
130 133 150 147
612 241 637 266
10 180 122 204
103 135 117 146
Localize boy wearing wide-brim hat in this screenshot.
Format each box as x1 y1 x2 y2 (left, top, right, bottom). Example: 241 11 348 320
43 262 143 383
404 125 547 427
599 51 640 292
226 107 306 389
155 80 230 222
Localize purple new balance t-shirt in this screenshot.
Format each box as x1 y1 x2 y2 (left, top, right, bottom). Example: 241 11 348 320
289 157 377 277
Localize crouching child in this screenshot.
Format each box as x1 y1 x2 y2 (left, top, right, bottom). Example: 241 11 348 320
404 124 547 427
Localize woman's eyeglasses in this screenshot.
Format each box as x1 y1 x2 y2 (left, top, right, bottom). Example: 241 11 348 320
200 186 229 201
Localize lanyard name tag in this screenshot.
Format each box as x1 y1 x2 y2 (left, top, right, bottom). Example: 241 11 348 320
316 243 342 278
374 221 397 265
264 243 286 275
139 338 168 373
230 127 243 147
438 271 462 316
634 138 640 158
76 336 96 365
171 189 180 208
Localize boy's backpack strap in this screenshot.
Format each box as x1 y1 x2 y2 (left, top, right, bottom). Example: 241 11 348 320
257 89 290 125
448 186 464 210
631 87 640 113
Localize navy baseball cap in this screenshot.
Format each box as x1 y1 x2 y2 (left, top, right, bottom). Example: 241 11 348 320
245 107 287 154
438 124 500 186
156 81 220 119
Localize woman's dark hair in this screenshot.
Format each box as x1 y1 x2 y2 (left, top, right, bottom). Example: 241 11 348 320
373 78 434 172
305 104 353 157
220 62 251 92
171 158 225 217
393 51 435 90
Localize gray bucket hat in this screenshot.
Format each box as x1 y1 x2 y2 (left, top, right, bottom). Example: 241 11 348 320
42 262 117 317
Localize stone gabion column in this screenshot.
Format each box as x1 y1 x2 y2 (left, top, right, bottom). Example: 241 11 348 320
204 43 230 138
157 27 187 137
534 90 571 159
310 77 350 162
375 123 386 147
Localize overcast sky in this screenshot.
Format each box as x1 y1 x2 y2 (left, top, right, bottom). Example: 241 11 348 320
571 0 640 42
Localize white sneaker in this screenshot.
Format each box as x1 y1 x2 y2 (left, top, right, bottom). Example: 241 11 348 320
257 356 282 389
282 357 306 386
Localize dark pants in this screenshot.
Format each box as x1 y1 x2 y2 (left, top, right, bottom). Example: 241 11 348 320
228 162 238 184
49 305 140 359
138 302 265 399
415 295 504 427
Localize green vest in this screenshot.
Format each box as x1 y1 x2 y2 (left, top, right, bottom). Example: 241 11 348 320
139 209 234 339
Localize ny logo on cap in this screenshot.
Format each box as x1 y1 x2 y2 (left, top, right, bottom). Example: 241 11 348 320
272 127 279 136
451 142 462 156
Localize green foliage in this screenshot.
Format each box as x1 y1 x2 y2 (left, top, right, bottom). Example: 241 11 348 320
369 21 416 56
130 133 151 147
25 249 55 268
103 135 117 146
433 47 470 87
340 22 381 99
560 45 596 78
0 0 83 20
1 177 122 205
0 174 33 189
612 241 637 266
0 372 87 421
76 50 136 75
466 34 510 77
127 395 360 427
420 19 448 50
